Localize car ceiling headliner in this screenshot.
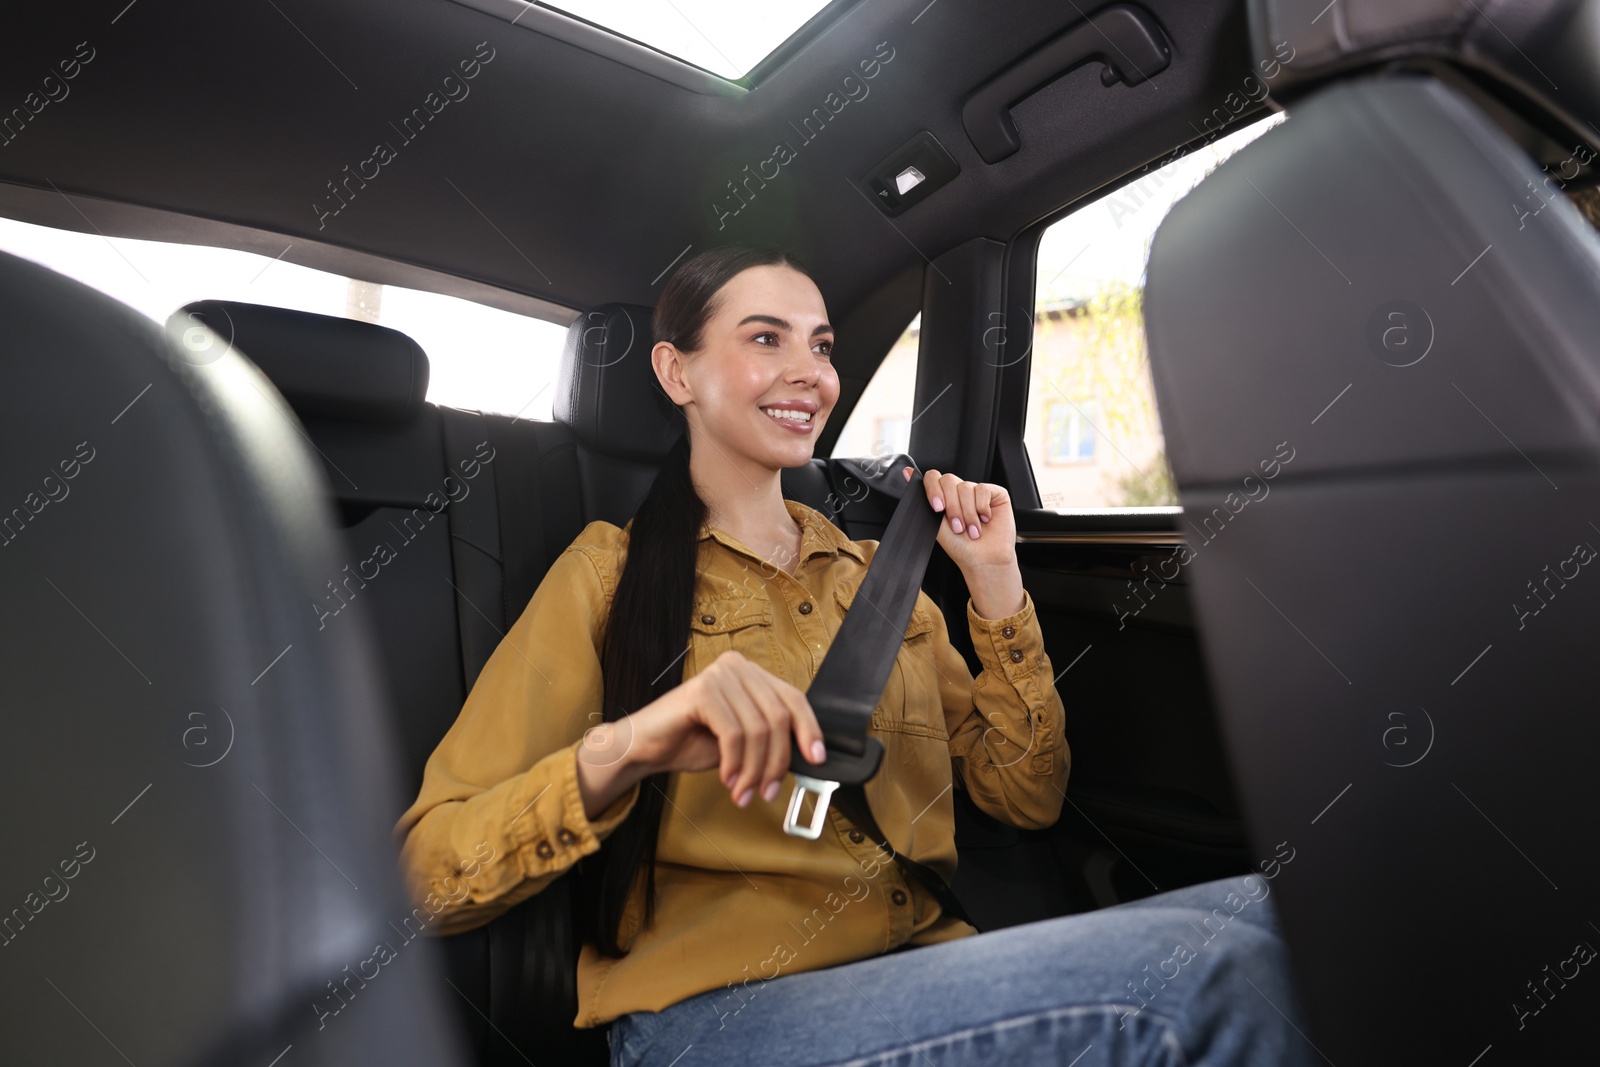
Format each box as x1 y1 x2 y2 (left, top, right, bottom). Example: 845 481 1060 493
0 0 1251 357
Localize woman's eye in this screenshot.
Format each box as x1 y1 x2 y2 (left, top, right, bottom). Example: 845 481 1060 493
815 341 834 358
753 331 779 346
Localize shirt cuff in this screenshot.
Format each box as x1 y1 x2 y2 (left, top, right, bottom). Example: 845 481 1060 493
505 739 642 883
967 588 1045 685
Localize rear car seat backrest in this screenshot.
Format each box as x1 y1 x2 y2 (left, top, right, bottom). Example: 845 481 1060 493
172 298 601 1062
177 300 478 785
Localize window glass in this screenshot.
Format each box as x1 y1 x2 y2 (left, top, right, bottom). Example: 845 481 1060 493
830 313 918 460
542 1 833 79
1044 399 1097 464
1027 116 1284 509
0 216 572 421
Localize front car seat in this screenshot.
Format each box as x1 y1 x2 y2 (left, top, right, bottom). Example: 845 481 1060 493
0 252 470 1065
1143 0 1600 1060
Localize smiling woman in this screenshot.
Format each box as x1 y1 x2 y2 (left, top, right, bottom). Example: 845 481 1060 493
393 245 1315 1067
647 250 840 564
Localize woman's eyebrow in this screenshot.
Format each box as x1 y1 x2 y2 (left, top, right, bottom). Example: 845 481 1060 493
735 314 834 336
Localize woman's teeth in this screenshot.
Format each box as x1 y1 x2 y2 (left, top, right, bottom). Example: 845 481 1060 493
761 407 812 423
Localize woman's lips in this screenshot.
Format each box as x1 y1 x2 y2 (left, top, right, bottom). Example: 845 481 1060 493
761 408 815 433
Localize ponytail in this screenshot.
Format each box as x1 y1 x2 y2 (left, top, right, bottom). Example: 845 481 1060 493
577 246 815 957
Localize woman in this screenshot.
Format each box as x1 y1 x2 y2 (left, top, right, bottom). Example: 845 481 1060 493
394 247 1317 1066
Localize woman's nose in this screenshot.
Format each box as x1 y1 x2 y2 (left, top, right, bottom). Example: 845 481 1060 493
787 351 826 383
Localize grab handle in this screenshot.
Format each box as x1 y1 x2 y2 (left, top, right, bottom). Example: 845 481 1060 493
962 3 1171 164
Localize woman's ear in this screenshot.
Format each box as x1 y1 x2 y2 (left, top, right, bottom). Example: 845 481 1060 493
652 340 694 405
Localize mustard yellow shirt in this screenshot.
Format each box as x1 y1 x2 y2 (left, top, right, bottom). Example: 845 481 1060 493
393 498 1070 1028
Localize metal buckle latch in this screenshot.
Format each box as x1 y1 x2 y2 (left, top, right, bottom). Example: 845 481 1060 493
783 774 839 839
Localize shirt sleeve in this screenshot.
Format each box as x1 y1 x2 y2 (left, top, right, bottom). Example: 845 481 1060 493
938 588 1070 830
391 538 641 938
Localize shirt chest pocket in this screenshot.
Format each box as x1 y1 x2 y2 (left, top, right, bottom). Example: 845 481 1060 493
687 597 778 677
832 586 947 739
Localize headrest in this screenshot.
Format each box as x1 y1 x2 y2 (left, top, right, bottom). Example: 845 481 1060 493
168 300 430 424
554 302 683 463
1251 0 1600 141
1146 74 1600 486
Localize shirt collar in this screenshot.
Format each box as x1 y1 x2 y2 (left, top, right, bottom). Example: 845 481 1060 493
697 498 867 567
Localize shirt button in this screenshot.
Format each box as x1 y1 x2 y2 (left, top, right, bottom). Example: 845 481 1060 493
1002 625 1016 639
891 889 908 906
535 839 555 860
700 614 715 625
848 830 865 844
556 828 577 846
1009 649 1025 663
798 601 813 615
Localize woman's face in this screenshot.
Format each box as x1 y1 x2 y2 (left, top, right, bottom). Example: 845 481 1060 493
657 263 840 471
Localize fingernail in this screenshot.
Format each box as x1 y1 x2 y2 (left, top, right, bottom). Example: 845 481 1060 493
762 781 779 802
737 788 753 807
951 517 963 534
968 524 980 539
932 496 944 512
810 739 827 763
980 514 989 523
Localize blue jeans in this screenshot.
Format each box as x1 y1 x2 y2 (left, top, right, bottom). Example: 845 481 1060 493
607 875 1319 1067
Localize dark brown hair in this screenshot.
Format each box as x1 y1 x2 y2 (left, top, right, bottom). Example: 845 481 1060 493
579 245 816 957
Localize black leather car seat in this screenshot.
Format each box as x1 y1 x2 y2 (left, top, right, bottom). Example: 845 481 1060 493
1142 0 1600 1060
0 256 469 1065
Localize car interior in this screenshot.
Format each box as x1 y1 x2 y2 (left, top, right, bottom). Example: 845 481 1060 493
2 0 1597 1063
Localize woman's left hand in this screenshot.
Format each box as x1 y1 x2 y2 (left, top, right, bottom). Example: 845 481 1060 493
903 466 1018 572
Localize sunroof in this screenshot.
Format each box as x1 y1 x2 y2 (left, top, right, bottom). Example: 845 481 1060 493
540 1 834 80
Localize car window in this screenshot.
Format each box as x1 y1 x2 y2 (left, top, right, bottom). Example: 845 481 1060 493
1028 116 1284 509
830 313 918 460
0 216 573 421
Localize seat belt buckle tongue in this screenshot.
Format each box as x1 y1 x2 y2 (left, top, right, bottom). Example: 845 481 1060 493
783 774 839 839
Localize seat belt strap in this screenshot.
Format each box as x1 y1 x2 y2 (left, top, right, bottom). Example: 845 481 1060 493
781 461 980 932
784 461 941 804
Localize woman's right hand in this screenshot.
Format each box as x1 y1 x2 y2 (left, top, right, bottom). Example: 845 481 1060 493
632 651 829 807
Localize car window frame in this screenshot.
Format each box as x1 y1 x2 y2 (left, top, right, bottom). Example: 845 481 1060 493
992 115 1284 526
